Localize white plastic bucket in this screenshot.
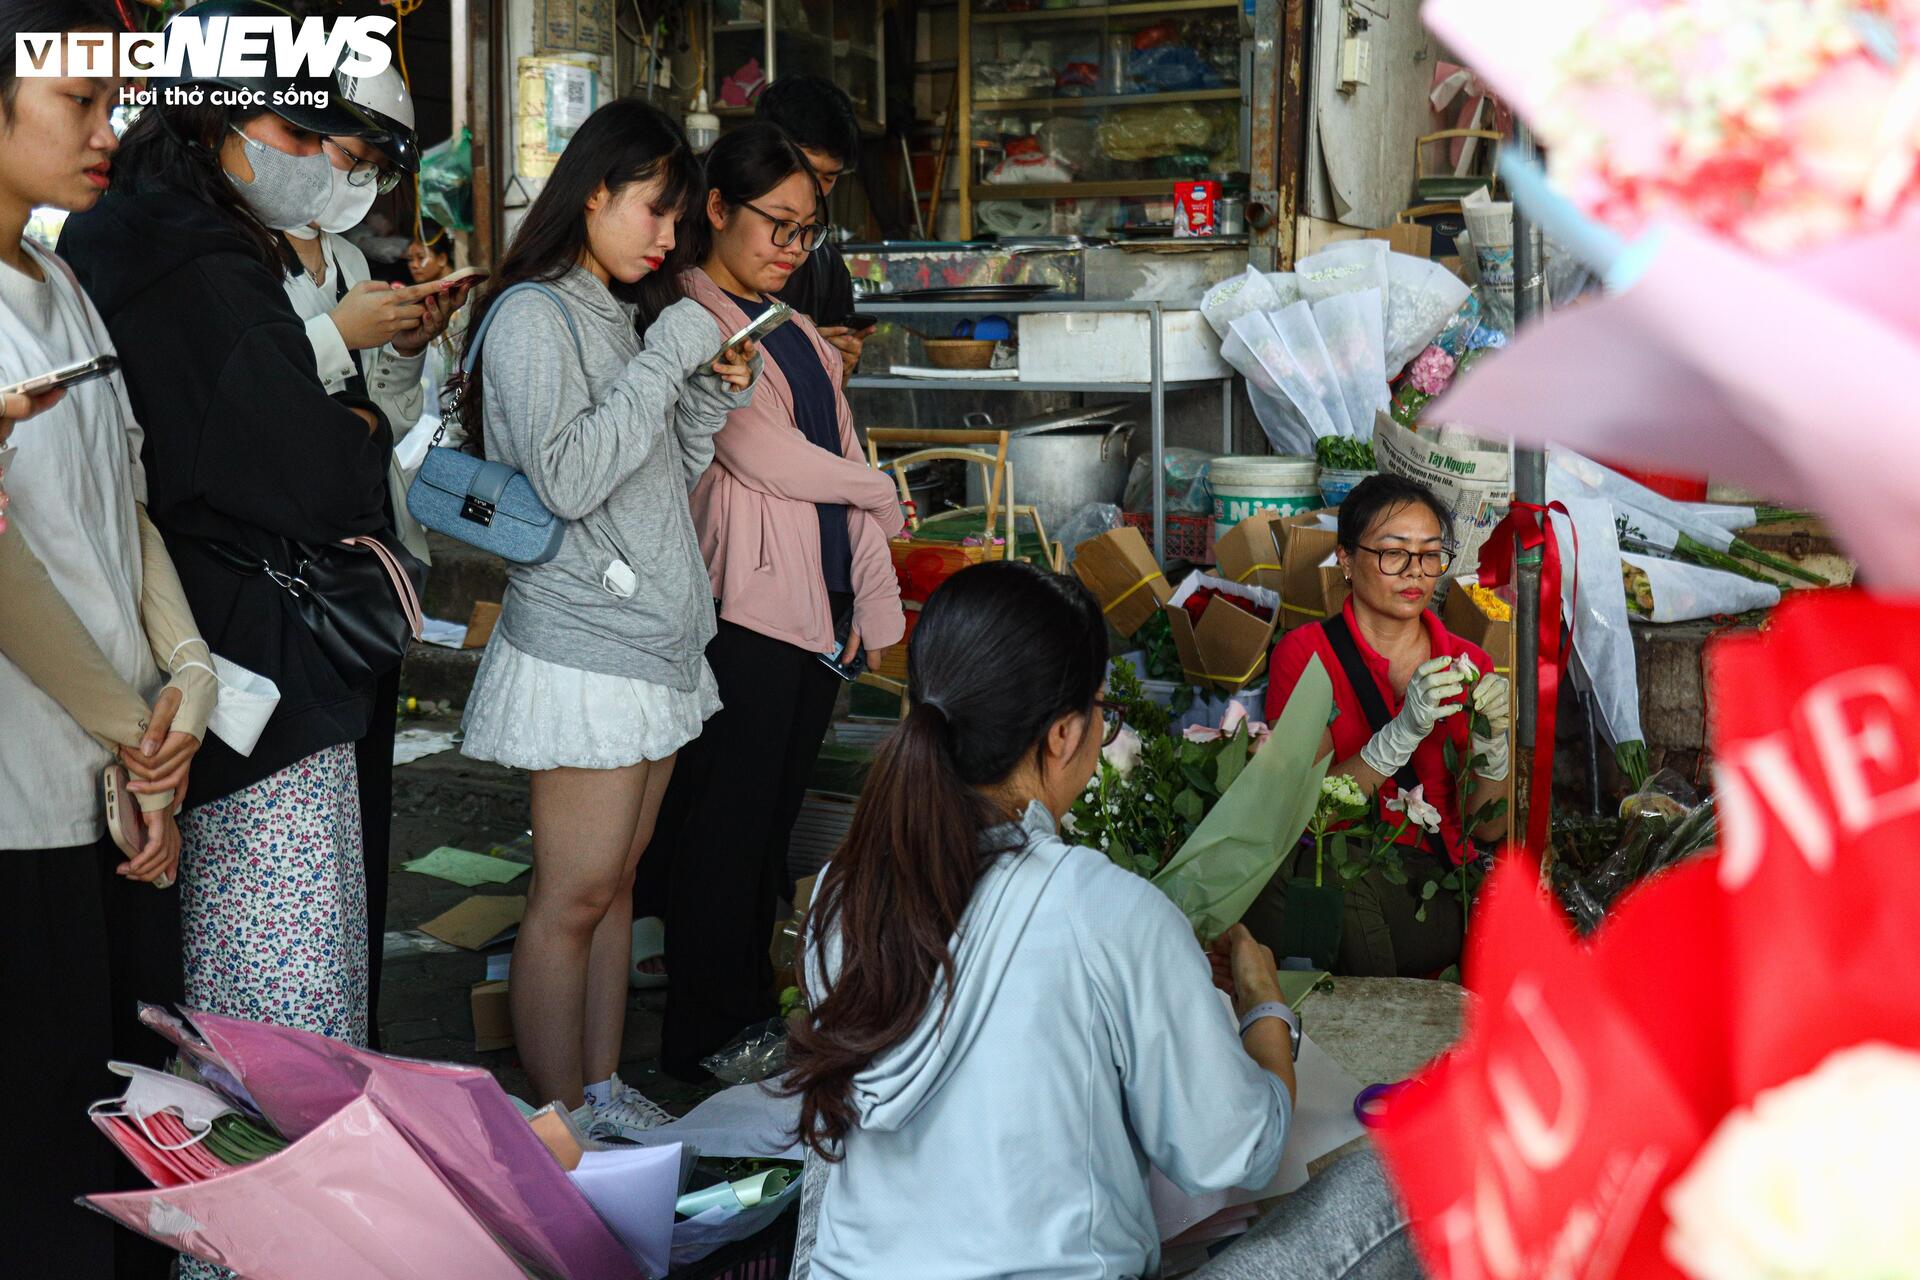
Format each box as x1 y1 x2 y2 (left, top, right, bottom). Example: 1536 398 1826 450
1209 455 1320 542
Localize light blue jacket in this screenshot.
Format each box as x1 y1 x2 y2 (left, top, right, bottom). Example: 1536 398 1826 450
807 803 1293 1280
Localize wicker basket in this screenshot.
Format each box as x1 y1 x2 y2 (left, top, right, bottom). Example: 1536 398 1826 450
1122 510 1215 564
922 338 997 370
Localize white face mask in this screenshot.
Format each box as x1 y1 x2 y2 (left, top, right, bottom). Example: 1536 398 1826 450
225 126 333 232
314 160 380 234
88 1061 239 1151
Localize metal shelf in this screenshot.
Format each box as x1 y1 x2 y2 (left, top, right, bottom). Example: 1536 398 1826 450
973 0 1238 24
851 375 1227 393
971 86 1241 113
969 178 1184 202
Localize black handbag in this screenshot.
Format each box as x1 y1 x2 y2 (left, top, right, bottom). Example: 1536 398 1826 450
204 533 425 686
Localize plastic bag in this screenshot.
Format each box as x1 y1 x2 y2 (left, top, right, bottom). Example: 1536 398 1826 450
1056 503 1124 565
1124 448 1214 515
1383 253 1472 376
1260 271 1303 309
1556 772 1718 933
1309 289 1390 437
700 1018 789 1085
1621 552 1780 623
1201 267 1284 341
1430 291 1485 358
1097 104 1214 161
1544 494 1645 755
1266 301 1354 436
420 128 473 233
1221 319 1315 456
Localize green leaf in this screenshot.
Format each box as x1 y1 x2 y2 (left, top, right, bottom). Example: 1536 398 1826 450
1437 964 1462 985
1470 798 1510 827
1181 763 1218 796
1173 789 1204 824
1472 712 1492 739
1414 904 1428 923
1443 737 1460 777
1421 879 1439 900
1381 859 1408 886
1215 728 1250 793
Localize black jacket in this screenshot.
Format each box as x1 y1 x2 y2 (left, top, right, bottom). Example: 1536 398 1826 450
60 183 394 807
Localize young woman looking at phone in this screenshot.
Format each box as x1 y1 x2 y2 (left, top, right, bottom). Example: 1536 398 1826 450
454 98 756 1132
636 122 905 1080
60 0 400 1075
0 0 214 1272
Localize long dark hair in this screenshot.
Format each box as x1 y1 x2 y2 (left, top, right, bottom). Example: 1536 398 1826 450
675 120 822 274
786 560 1108 1158
0 0 119 108
110 101 293 272
457 98 698 456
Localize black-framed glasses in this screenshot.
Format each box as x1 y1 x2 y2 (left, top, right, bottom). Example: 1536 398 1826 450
323 137 403 195
1353 544 1455 577
1093 699 1123 746
740 200 831 252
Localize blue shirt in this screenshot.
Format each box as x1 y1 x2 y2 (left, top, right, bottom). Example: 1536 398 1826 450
726 291 853 594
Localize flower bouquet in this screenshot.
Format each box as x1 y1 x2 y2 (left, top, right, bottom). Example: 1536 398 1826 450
1375 590 1920 1279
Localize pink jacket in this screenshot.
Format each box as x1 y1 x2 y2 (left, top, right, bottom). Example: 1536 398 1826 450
682 268 906 654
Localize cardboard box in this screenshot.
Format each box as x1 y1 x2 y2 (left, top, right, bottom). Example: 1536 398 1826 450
1276 509 1349 632
1211 512 1287 597
464 600 501 649
470 979 513 1052
1073 526 1172 638
1442 578 1514 677
1165 571 1280 696
1365 222 1433 260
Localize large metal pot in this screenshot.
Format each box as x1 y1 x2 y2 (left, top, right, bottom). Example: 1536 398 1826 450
963 407 1134 533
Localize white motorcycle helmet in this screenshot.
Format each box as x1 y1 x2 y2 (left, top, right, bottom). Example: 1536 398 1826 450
337 64 420 174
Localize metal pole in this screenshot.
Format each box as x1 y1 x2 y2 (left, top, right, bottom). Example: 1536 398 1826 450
1511 122 1547 779
1151 301 1167 564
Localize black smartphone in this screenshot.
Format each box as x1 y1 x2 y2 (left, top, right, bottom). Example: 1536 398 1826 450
844 313 878 332
815 603 869 681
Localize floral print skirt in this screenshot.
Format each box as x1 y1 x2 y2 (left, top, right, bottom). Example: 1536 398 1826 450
178 743 369 1046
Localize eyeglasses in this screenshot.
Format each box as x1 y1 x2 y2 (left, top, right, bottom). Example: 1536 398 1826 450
1093 699 1123 746
739 200 831 252
323 137 403 195
1353 544 1455 577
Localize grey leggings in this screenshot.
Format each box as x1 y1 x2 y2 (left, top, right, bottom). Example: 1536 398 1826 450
790 1148 1423 1279
1191 1150 1424 1279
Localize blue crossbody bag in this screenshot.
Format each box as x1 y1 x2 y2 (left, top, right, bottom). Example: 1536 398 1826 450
406 283 581 564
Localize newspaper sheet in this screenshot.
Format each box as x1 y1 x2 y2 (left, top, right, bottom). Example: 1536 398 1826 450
1370 411 1512 575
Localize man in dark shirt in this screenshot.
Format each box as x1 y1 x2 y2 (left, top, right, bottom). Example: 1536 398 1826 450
756 76 874 387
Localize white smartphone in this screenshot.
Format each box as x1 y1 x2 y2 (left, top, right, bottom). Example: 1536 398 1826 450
1 354 119 399
437 265 489 289
708 300 794 367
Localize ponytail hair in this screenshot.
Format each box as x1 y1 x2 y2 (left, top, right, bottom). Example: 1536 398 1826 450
786 560 1107 1157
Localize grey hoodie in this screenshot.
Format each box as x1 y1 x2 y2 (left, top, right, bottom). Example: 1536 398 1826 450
806 802 1293 1280
477 269 752 689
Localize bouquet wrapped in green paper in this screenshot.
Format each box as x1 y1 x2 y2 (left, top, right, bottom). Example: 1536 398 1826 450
1150 656 1334 941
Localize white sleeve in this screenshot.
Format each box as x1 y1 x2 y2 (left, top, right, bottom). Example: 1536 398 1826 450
305 312 359 394
366 343 428 435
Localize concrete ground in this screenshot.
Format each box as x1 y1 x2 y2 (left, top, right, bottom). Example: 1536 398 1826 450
378 716 719 1115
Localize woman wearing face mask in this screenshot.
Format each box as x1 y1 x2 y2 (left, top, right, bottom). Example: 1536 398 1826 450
454 98 756 1132
276 64 477 1045
0 2 215 1271
60 0 398 1057
637 122 905 1081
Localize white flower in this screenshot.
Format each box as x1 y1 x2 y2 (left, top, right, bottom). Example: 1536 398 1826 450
1102 726 1143 778
1061 811 1080 835
1385 784 1442 833
1321 774 1366 809
1455 653 1480 684
1664 1042 1920 1280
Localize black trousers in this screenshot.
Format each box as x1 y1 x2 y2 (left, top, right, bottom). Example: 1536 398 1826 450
7 836 183 1279
642 609 844 1076
355 667 399 1049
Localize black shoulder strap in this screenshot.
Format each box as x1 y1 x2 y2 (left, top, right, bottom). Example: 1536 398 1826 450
1324 613 1422 794
1324 613 1452 861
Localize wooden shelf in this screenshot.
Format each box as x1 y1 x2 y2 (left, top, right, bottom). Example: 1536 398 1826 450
973 0 1238 24
971 86 1240 113
969 178 1184 201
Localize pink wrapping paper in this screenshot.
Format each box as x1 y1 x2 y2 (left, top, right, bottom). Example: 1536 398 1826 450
190 1011 643 1280
86 1094 525 1279
1431 222 1920 587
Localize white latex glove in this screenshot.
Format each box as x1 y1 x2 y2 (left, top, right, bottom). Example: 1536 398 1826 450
1471 672 1512 781
1360 656 1465 777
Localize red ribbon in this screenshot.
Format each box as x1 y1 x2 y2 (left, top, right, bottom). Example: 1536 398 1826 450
1477 501 1576 857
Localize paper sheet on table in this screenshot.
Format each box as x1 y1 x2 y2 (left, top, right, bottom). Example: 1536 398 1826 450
418 895 525 950
419 617 469 649
621 1082 806 1161
1429 221 1920 588
393 727 459 766
403 846 530 887
1149 1028 1368 1241
568 1144 681 1278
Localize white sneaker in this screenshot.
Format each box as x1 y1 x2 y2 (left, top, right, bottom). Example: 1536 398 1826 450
590 1073 675 1142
